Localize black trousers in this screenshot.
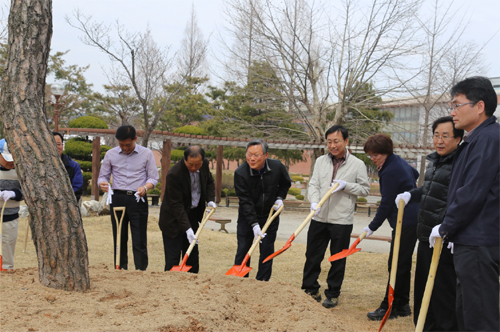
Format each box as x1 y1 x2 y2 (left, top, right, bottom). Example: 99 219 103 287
413 240 458 331
379 225 417 310
162 209 201 273
110 193 149 270
301 220 353 299
234 215 280 281
454 244 499 332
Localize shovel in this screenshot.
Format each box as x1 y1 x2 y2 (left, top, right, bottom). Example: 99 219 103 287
171 207 217 272
113 206 126 270
263 183 340 263
328 231 368 262
378 199 405 332
0 200 6 271
415 237 443 332
226 204 284 277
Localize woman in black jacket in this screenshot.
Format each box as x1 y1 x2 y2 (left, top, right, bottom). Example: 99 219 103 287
396 116 463 331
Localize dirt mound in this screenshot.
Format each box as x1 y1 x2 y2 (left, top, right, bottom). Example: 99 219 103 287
1 264 349 332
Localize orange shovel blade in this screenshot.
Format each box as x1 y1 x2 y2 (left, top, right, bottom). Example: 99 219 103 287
225 254 252 277
378 285 394 332
170 254 192 272
329 237 362 262
262 234 295 263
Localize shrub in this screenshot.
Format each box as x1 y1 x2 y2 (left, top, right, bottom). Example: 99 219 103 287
171 150 184 162
227 188 237 197
173 125 206 136
288 188 301 196
77 161 92 172
69 116 108 129
147 188 161 196
291 175 304 183
295 194 304 201
221 173 234 190
221 188 229 197
357 197 368 203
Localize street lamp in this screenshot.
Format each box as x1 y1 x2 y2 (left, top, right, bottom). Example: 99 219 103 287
50 82 65 132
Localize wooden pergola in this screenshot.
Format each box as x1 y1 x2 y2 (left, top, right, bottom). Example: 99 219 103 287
60 128 434 203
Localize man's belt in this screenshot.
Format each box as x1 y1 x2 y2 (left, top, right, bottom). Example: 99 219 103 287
114 190 135 195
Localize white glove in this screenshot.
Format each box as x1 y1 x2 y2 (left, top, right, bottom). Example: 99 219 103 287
311 202 321 216
186 228 197 244
206 201 216 213
331 180 346 192
395 192 411 207
106 186 113 205
362 226 374 238
447 242 454 254
252 224 265 239
0 190 16 201
429 225 442 248
134 192 145 203
273 199 283 211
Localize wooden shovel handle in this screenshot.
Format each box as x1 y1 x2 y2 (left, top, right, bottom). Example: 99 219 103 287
389 199 405 288
247 205 284 257
293 182 340 236
415 237 443 332
0 200 7 257
184 207 216 257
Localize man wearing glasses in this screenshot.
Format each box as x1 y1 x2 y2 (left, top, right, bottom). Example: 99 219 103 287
395 117 463 331
52 132 84 203
233 138 291 281
429 76 499 331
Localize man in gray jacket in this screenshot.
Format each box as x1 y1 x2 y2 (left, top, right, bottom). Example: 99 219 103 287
302 125 370 308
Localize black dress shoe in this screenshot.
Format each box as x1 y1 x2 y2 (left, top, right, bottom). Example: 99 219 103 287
395 304 411 317
367 307 397 321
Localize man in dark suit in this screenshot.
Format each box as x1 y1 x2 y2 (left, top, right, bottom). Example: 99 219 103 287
159 145 216 273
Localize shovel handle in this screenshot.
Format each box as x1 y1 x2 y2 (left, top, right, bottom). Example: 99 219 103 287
184 207 216 257
293 182 339 237
113 206 126 270
246 205 284 257
415 237 443 332
0 200 6 260
389 199 405 288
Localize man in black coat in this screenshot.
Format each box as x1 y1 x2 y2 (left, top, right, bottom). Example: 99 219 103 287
159 145 215 273
396 116 463 331
233 139 291 281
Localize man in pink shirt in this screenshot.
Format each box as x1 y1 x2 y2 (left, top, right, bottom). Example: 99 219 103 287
98 125 159 270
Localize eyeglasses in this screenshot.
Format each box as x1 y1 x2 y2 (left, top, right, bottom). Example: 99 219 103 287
447 102 476 111
433 135 455 141
246 153 264 159
368 154 379 159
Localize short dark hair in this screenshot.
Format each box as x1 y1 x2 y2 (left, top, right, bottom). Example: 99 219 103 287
364 134 393 155
325 125 349 140
184 145 205 160
52 132 64 142
115 125 136 141
246 139 269 154
450 76 497 117
432 116 464 141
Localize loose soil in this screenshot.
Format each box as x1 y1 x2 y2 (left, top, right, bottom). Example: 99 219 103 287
1 209 415 332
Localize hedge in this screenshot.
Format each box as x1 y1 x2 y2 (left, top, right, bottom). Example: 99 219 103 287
291 175 304 183
288 188 301 196
173 125 206 136
69 116 108 129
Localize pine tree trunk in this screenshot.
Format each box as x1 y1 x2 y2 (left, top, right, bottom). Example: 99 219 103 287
0 0 90 291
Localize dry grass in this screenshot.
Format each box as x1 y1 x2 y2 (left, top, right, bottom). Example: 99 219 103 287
13 214 415 332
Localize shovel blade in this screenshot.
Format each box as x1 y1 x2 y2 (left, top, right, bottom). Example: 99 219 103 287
225 264 252 277
378 285 394 332
328 248 361 262
263 235 295 263
170 264 192 272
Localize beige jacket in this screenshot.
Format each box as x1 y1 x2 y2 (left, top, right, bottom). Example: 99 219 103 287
308 153 369 225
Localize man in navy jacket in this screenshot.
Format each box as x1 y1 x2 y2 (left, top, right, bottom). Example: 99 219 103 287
430 76 499 332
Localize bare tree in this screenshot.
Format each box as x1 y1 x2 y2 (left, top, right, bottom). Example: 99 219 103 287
223 0 420 173
389 0 486 184
93 83 143 127
178 4 210 81
67 11 181 146
1 0 89 291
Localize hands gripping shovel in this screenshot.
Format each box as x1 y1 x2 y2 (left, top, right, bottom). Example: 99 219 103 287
414 237 443 332
263 182 340 264
378 199 405 332
226 204 284 277
171 207 217 272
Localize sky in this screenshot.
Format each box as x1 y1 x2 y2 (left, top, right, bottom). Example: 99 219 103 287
48 0 500 93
